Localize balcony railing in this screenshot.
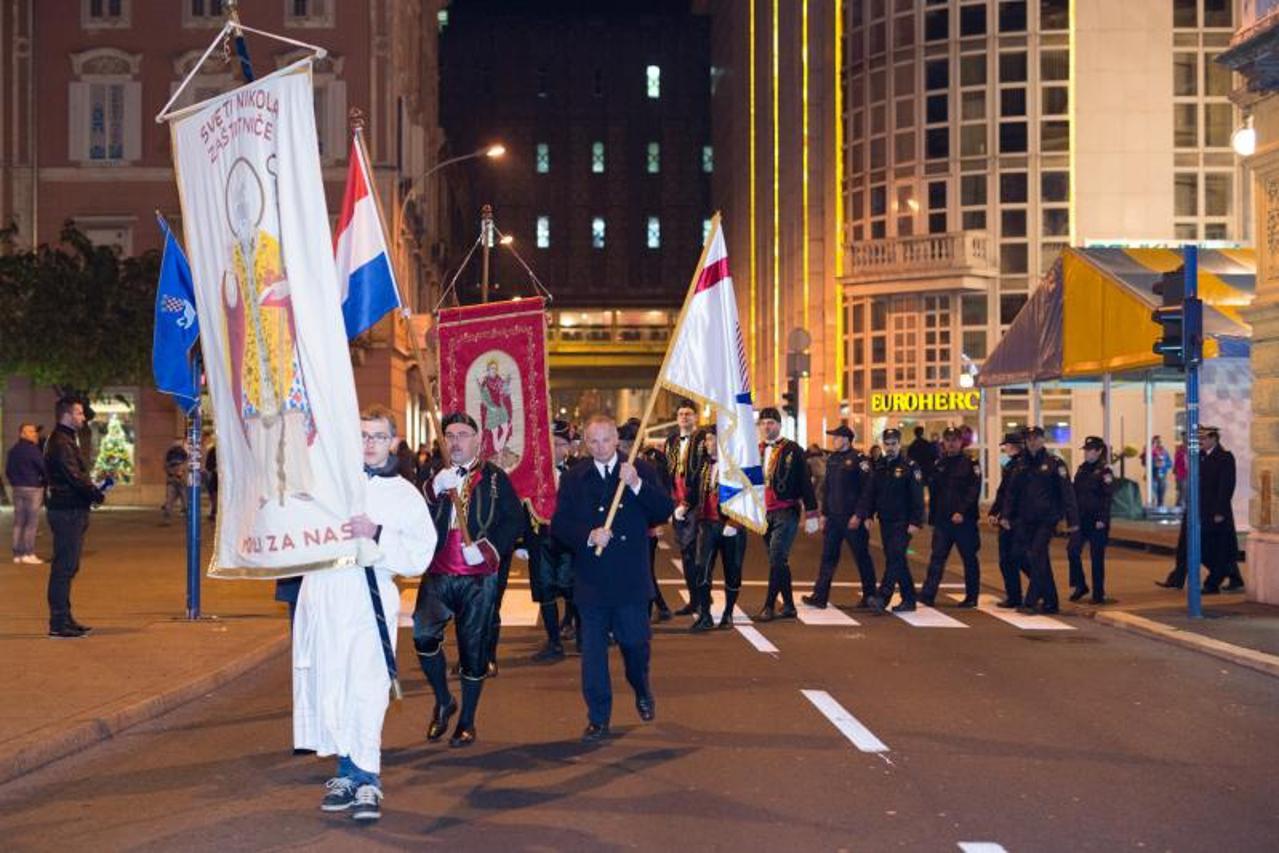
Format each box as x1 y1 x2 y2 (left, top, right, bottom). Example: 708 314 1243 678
845 230 998 285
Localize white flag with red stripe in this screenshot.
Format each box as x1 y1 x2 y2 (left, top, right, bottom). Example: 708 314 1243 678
658 214 766 533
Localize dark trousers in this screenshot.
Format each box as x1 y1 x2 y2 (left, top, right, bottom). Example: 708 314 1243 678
672 515 699 599
876 520 916 605
921 519 980 602
1018 522 1059 611
486 556 513 666
997 525 1026 605
46 508 90 628
647 537 670 615
413 572 499 679
763 507 800 610
811 515 876 604
578 602 651 726
1067 521 1108 600
1166 518 1243 589
694 520 745 613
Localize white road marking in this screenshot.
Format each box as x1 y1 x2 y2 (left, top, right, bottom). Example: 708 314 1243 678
735 624 780 654
951 593 1075 631
796 601 860 626
958 844 1009 853
886 593 968 628
677 589 752 623
801 689 888 753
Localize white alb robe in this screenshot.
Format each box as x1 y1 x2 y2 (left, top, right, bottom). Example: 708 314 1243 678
292 472 435 772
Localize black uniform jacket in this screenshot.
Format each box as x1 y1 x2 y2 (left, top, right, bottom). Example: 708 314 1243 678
552 457 675 607
856 453 925 526
928 452 982 525
1200 446 1236 526
426 459 525 570
1008 448 1079 528
44 423 104 511
1072 460 1114 522
822 449 871 519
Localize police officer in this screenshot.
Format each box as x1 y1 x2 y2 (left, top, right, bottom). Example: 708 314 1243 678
1067 436 1114 604
756 407 819 620
801 425 877 609
919 426 981 608
853 428 925 613
1007 426 1078 614
987 432 1029 608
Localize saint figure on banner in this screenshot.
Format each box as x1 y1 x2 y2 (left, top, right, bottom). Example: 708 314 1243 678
479 359 514 459
219 155 316 507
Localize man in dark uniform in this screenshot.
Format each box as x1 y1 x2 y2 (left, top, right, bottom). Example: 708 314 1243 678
853 428 925 613
529 420 578 662
801 425 877 609
1158 426 1241 592
413 412 524 748
680 427 748 631
664 400 705 615
553 414 674 742
919 426 981 608
1007 425 1078 614
1067 436 1114 604
988 432 1029 608
756 407 819 621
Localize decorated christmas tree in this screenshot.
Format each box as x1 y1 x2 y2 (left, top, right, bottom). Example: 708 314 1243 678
93 415 134 484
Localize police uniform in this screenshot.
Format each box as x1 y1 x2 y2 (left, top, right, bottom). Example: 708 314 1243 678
988 432 1029 608
919 428 982 607
1067 436 1113 603
758 407 819 619
664 422 707 614
1007 427 1079 614
804 425 877 608
686 426 747 631
855 429 925 612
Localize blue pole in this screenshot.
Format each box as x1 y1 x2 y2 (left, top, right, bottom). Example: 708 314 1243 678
1184 245 1202 620
186 356 203 620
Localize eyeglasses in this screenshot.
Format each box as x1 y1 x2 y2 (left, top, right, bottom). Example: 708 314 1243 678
361 433 392 444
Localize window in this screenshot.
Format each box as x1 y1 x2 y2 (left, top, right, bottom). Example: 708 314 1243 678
646 216 661 249
1042 87 1068 115
285 0 333 27
536 67 549 98
1040 0 1068 30
646 65 661 98
928 181 947 210
1001 210 1027 237
1204 0 1231 28
1041 120 1069 152
926 94 948 123
1041 51 1068 82
1042 172 1069 202
69 49 142 163
703 218 712 243
998 1 1026 32
929 213 947 234
896 97 915 128
1204 103 1232 147
77 217 134 255
1174 104 1198 147
591 216 606 249
646 142 661 174
999 52 1027 84
1000 88 1027 116
925 9 948 41
961 125 987 156
1174 53 1197 96
926 127 949 159
1174 0 1197 28
962 175 987 206
1204 173 1231 216
1175 173 1198 217
895 131 916 162
84 0 128 27
536 215 550 248
962 91 986 120
962 210 987 229
591 141 605 173
186 0 224 22
870 186 887 216
894 63 915 96
925 59 949 91
1043 208 1069 236
960 4 987 36
1204 54 1232 97
999 121 1027 153
1000 173 1028 203
1000 293 1028 325
960 54 986 86
535 143 550 174
702 144 714 173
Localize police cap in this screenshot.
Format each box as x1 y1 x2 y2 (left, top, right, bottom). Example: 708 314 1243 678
1022 425 1046 438
882 428 902 441
826 425 855 439
1082 435 1106 451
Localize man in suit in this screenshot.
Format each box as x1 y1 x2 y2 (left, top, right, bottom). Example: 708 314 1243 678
552 414 674 743
756 406 819 621
663 400 705 614
1157 426 1242 592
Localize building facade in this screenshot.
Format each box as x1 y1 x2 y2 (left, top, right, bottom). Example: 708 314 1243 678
0 0 447 504
438 0 712 420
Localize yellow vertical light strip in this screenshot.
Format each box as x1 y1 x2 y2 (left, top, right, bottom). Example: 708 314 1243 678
833 0 845 399
802 0 810 336
1067 0 1077 246
749 0 758 375
772 0 781 397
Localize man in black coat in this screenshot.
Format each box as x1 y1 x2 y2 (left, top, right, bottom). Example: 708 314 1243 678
44 397 108 637
529 420 579 662
988 432 1029 608
1158 426 1242 592
854 428 925 613
413 412 524 748
919 426 982 608
802 425 877 609
1067 436 1114 604
1007 425 1079 614
756 406 819 621
552 415 674 743
663 400 705 614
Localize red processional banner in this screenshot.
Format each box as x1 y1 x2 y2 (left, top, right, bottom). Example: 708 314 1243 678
436 297 556 521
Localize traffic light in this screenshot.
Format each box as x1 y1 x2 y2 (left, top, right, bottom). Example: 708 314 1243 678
1151 265 1203 369
782 376 799 419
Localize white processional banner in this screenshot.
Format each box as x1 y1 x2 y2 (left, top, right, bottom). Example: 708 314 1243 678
167 60 374 579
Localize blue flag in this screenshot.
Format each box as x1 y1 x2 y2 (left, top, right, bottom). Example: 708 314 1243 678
152 214 201 412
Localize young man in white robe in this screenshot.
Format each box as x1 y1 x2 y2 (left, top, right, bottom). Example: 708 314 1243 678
292 405 435 822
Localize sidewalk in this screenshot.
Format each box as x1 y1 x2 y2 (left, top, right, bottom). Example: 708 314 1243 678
0 506 288 785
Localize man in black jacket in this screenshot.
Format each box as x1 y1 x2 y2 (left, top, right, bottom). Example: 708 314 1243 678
1008 426 1079 614
802 425 877 609
1158 426 1242 592
1067 436 1114 603
6 422 47 564
553 414 674 742
756 407 819 621
854 428 925 613
44 398 108 638
988 432 1029 608
919 427 982 608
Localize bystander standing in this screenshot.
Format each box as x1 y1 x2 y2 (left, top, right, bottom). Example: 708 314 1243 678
5 423 48 563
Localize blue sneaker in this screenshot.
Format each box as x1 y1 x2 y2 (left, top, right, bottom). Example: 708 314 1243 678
320 777 357 812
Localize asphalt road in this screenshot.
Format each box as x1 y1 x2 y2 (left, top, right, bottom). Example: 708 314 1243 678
1 531 1277 852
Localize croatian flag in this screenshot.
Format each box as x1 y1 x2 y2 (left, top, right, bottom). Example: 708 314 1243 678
334 137 402 340
658 215 767 533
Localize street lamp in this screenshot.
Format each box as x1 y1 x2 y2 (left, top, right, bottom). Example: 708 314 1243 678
398 143 505 235
1232 114 1257 156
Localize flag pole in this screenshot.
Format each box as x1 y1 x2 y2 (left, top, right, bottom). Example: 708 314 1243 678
594 213 723 555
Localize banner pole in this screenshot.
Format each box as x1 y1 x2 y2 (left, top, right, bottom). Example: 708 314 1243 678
185 357 204 620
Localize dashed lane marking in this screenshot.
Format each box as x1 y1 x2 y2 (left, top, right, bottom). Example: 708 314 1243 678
957 844 1009 853
801 689 889 754
951 593 1074 631
735 625 780 655
796 601 860 626
886 593 968 629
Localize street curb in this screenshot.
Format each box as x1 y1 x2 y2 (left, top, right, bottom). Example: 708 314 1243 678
0 629 289 786
1091 610 1279 679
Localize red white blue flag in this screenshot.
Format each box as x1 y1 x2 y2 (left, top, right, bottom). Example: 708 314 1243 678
658 214 766 533
334 137 401 339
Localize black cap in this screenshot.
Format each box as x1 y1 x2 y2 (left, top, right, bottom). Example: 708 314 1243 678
759 407 783 423
1023 425 1045 438
552 419 572 440
1082 435 1106 451
882 428 902 441
1199 424 1220 437
441 411 478 433
826 425 855 439
942 426 961 440
1001 432 1024 446
618 421 639 442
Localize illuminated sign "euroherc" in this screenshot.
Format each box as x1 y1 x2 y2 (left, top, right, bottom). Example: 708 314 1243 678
870 391 981 413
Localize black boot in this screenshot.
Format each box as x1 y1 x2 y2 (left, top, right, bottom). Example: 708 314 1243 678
540 602 561 645
417 643 454 741
451 677 483 747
